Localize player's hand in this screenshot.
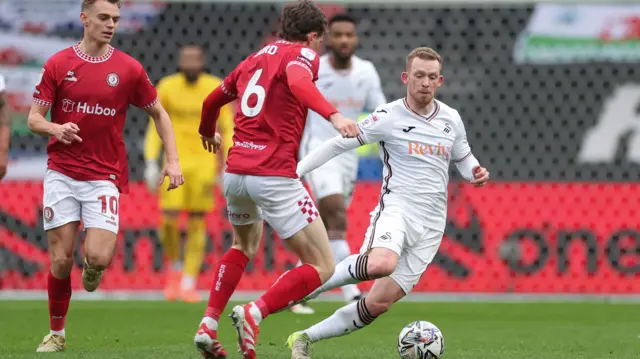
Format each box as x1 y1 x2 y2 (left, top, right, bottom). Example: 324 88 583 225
329 113 360 138
159 160 184 191
53 123 82 145
144 160 160 192
470 166 490 187
201 133 222 153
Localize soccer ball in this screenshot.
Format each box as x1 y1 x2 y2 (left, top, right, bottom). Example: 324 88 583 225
397 321 445 359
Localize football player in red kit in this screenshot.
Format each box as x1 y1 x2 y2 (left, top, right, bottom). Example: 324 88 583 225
194 1 359 358
28 0 184 352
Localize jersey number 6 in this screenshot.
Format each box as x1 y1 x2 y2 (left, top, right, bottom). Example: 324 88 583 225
241 69 265 117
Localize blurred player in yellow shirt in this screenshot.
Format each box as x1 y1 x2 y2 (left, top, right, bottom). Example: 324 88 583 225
144 45 234 302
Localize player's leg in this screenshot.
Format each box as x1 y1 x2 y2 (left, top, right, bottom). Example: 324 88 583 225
194 173 262 359
301 208 406 302
229 176 335 359
181 169 215 302
78 179 120 292
288 276 406 359
288 226 444 358
180 211 206 302
37 170 81 353
291 161 359 315
158 172 185 301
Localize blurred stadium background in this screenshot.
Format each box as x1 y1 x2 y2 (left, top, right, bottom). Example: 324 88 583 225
1 0 639 300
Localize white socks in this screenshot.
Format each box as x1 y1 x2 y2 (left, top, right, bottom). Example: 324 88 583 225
50 329 65 337
200 316 218 331
328 240 362 300
303 299 377 342
308 254 367 300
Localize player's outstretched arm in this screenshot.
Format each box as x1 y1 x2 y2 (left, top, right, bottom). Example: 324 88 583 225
199 85 236 153
0 90 10 179
27 104 81 145
451 111 489 187
454 153 489 186
145 102 184 191
296 135 362 178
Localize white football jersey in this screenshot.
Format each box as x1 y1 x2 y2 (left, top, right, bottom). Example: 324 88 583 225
356 98 472 232
305 55 386 144
0 74 5 92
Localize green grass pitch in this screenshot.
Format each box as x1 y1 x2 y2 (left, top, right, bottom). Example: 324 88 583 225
0 300 637 359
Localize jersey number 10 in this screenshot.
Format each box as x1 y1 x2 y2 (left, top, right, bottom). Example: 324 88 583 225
241 69 265 118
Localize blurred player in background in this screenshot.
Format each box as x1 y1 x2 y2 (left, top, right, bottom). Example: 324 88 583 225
287 47 490 358
28 0 183 352
144 44 234 303
292 12 386 315
0 74 10 180
194 1 359 358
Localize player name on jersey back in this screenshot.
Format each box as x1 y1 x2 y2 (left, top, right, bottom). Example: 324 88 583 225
33 43 158 193
224 40 321 179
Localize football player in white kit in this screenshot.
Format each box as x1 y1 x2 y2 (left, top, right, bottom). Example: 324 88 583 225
0 74 9 180
292 13 386 315
287 47 490 357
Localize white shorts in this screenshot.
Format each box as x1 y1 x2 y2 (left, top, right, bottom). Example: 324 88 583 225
223 172 319 239
43 169 120 234
300 137 358 206
360 205 443 294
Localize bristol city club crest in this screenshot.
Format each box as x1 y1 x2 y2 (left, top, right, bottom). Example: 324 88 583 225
106 73 120 87
61 99 75 113
43 207 54 222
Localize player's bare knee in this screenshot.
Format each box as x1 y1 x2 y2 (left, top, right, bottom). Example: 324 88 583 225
325 208 347 233
366 251 398 278
50 255 73 278
231 242 258 259
85 252 112 270
315 260 335 283
364 296 393 317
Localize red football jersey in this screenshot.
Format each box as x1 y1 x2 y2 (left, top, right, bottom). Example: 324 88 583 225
33 43 158 193
223 40 321 178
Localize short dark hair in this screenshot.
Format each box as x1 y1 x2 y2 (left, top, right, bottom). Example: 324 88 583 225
278 0 328 42
329 13 357 27
81 0 122 11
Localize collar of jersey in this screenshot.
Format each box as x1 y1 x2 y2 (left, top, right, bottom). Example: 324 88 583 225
73 42 114 64
402 98 440 122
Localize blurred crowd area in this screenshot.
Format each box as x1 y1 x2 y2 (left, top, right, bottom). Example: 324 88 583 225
0 1 639 294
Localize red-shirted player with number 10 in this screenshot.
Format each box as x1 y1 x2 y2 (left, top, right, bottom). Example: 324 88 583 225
27 0 184 353
194 1 359 358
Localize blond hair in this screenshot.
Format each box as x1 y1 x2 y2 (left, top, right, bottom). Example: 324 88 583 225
406 47 443 72
81 0 122 11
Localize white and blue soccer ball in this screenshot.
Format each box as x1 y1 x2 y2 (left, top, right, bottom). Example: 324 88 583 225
397 321 445 359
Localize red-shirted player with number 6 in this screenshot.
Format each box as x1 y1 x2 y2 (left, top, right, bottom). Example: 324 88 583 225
194 1 359 358
28 0 184 353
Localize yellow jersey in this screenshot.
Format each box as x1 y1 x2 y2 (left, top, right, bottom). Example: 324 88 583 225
144 73 234 167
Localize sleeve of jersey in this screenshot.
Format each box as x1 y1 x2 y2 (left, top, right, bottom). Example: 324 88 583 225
286 61 338 120
132 66 159 109
297 136 362 178
0 75 5 92
355 109 392 145
451 112 472 162
33 61 57 107
199 85 236 137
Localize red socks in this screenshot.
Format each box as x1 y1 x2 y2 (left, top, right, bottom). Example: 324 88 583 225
254 264 321 320
204 248 249 321
48 271 71 331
